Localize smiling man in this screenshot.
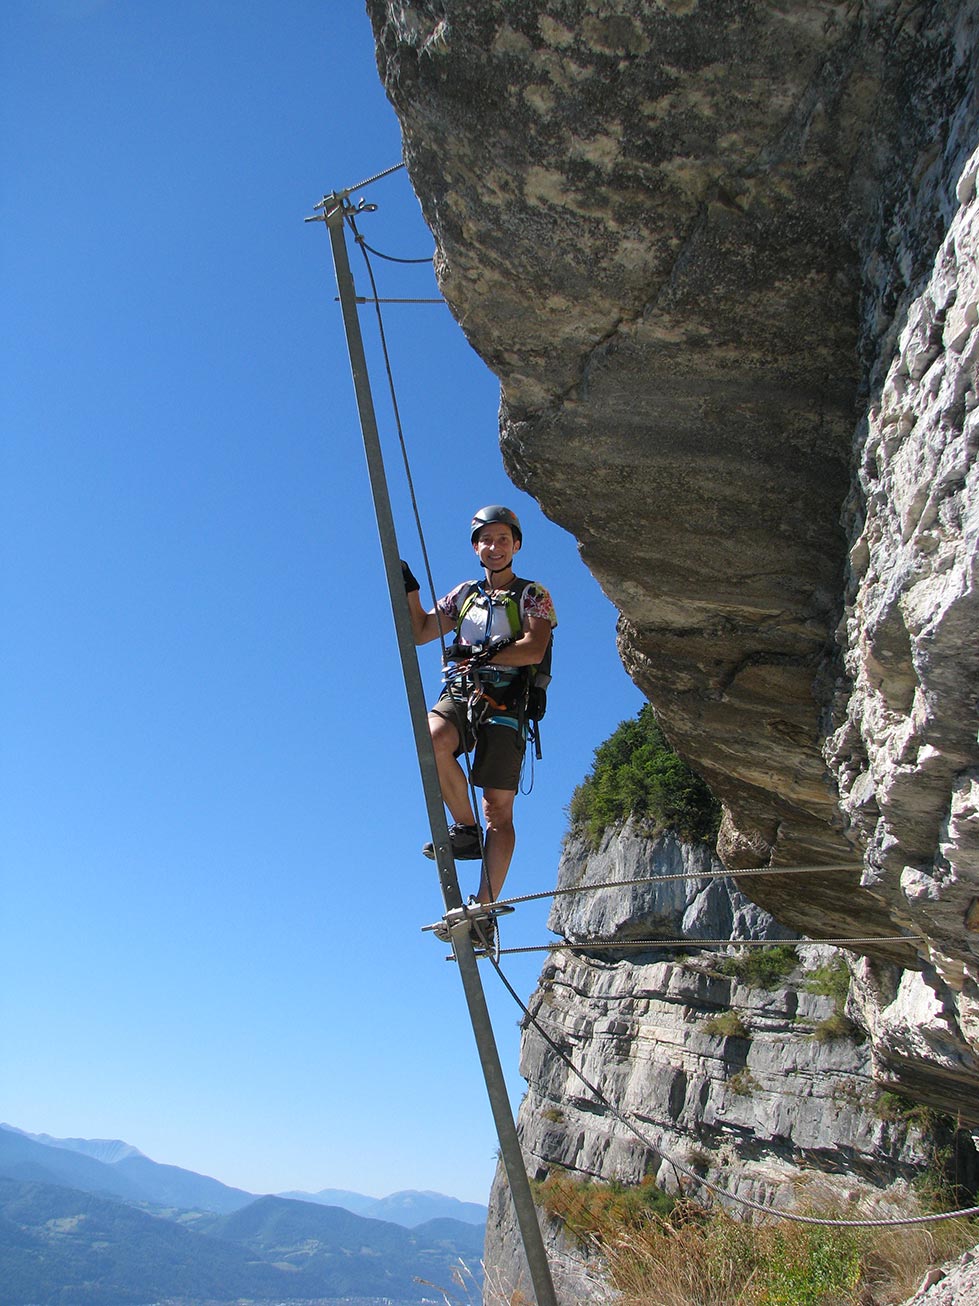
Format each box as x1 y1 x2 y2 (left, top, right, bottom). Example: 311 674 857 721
404 506 557 921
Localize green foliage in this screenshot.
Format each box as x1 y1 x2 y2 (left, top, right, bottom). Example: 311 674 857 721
812 1013 856 1042
869 1096 976 1214
719 944 799 989
802 956 856 1041
703 1011 748 1039
752 1226 862 1305
567 705 721 846
802 956 850 1007
912 1136 979 1216
873 1089 939 1127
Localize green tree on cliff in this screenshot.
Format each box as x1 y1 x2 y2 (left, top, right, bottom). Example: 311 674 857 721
568 704 720 847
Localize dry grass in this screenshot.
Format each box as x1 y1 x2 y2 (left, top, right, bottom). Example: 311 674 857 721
531 1170 978 1306
858 1218 979 1304
420 1196 977 1305
533 1170 674 1244
423 1256 536 1306
597 1200 978 1306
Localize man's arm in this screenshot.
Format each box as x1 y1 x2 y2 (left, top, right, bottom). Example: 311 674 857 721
406 589 455 645
401 560 455 646
484 614 552 667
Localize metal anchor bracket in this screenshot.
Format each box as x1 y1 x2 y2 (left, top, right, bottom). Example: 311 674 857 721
422 900 516 941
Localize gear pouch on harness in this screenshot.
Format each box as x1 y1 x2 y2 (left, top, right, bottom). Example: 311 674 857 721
455 580 553 758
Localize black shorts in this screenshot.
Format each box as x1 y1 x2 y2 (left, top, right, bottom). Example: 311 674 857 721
431 694 525 791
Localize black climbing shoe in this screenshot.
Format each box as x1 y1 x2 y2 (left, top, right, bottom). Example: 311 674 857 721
422 822 482 861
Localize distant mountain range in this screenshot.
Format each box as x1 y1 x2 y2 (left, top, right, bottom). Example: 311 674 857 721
278 1185 489 1228
0 1124 487 1305
1 1124 487 1226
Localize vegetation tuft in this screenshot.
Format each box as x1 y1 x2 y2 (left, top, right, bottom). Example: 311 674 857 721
869 1094 977 1214
729 1069 760 1097
802 955 858 1041
719 944 799 989
802 956 850 1006
567 705 721 847
873 1090 940 1128
812 1013 855 1042
703 1011 748 1039
532 1172 674 1244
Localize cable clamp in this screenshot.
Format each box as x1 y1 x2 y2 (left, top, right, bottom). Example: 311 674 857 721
306 194 378 224
422 900 515 942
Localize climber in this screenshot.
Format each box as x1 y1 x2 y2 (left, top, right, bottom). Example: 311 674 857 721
403 505 557 911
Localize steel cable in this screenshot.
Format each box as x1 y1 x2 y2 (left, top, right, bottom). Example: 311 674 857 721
353 234 435 265
496 934 922 956
493 862 861 910
483 949 979 1228
347 211 488 869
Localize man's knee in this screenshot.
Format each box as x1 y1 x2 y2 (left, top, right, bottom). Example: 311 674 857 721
483 789 516 832
429 712 460 757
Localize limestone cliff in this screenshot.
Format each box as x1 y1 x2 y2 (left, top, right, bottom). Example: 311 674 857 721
368 0 979 1118
484 826 978 1301
366 2 979 1298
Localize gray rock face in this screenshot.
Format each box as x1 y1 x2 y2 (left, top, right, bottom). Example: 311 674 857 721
900 1246 979 1306
365 3 979 1295
369 0 979 1105
824 143 979 1100
369 0 976 898
551 824 796 946
485 828 973 1304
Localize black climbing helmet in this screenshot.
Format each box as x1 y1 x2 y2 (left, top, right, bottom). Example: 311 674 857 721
470 505 522 545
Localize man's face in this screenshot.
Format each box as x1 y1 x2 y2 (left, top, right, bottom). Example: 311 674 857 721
473 523 519 571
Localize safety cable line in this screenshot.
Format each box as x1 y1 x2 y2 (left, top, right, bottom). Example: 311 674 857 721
323 188 559 1305
347 211 490 871
493 862 860 910
347 210 444 643
344 160 406 196
496 934 922 957
311 163 408 215
354 234 435 265
336 296 444 304
483 949 979 1228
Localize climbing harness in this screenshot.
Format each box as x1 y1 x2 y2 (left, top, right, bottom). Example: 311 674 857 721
451 578 554 764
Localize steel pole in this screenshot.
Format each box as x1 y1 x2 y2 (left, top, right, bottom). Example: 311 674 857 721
315 192 558 1306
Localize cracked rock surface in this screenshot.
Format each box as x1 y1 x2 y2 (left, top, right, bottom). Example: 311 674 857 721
369 0 979 1084
369 0 978 947
483 827 977 1303
367 1 979 1289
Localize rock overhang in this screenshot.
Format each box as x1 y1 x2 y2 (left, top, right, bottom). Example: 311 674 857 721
367 0 979 982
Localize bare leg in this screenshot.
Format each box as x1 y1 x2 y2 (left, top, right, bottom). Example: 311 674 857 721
429 712 477 827
476 787 516 902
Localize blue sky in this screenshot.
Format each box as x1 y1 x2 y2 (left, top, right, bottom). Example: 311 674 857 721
2 2 642 1204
